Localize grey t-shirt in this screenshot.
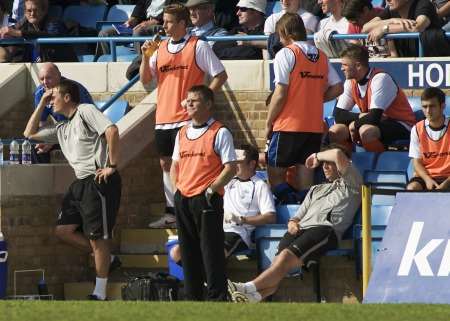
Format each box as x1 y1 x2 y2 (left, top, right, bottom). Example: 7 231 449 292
293 165 363 240
36 104 113 179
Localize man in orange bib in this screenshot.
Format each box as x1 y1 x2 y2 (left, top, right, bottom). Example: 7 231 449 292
171 85 237 301
407 87 450 191
329 44 416 152
266 12 343 198
140 3 228 228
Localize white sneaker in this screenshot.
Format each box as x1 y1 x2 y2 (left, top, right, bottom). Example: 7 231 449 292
148 213 177 228
227 280 246 295
231 291 261 303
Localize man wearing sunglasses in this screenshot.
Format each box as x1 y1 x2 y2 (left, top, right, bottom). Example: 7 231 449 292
213 0 267 60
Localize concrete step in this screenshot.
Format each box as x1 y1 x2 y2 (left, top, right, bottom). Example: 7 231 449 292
64 282 125 300
120 228 177 254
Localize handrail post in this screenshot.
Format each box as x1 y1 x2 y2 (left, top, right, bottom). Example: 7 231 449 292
110 39 117 62
362 184 372 297
418 38 424 57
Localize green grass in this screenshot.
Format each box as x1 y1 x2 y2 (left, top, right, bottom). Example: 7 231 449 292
1 302 450 321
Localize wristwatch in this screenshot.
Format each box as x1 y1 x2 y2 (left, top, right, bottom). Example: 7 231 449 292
382 24 390 34
206 187 214 195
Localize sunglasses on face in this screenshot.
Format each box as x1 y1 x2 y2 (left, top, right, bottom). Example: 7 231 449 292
237 7 252 12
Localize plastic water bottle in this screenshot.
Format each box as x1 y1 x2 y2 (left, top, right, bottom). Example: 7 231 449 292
22 140 32 165
0 139 3 165
9 140 20 164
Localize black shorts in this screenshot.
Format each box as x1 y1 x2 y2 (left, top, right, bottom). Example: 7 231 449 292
267 131 322 168
57 171 122 240
224 232 248 257
408 176 449 189
378 119 411 145
155 127 181 157
277 226 337 263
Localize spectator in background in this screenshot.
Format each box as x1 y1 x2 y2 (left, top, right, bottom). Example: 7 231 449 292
0 1 11 62
342 0 388 57
266 13 342 198
140 3 227 229
11 0 26 23
33 62 94 163
213 0 267 60
0 0 78 62
185 0 228 45
265 0 318 35
317 0 348 33
433 0 450 31
170 145 276 263
314 0 351 58
265 0 319 58
342 0 384 35
329 45 416 153
228 145 362 303
407 87 450 191
362 0 446 57
214 0 240 31
170 85 237 301
96 0 168 58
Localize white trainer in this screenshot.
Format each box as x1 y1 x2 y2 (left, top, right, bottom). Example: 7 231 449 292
231 291 261 303
148 213 177 228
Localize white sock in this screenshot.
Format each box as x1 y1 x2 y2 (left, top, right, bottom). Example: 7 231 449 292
244 282 257 293
93 277 107 300
163 171 174 209
253 291 262 301
110 255 115 263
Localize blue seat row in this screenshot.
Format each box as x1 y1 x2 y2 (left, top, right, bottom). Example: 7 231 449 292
48 4 135 30
95 100 129 123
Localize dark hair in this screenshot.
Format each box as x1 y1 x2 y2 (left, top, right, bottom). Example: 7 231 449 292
188 85 214 105
320 143 351 159
240 144 259 164
342 0 372 22
164 3 191 25
57 79 80 104
340 44 369 67
421 87 446 105
275 12 306 42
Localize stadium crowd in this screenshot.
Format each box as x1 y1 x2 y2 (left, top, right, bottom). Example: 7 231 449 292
0 0 448 302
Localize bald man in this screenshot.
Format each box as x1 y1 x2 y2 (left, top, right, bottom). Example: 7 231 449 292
33 62 94 163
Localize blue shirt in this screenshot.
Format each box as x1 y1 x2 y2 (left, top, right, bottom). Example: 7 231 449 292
34 77 94 122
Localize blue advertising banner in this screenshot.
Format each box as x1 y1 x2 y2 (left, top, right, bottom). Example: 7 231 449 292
364 192 450 304
269 59 450 90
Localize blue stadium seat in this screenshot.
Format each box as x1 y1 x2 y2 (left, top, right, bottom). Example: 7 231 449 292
106 4 135 21
407 96 421 111
77 54 95 62
324 116 335 128
371 205 393 227
323 99 337 118
48 5 63 18
265 1 274 15
364 170 408 187
273 1 282 13
102 101 129 123
63 4 107 29
407 159 414 181
351 152 377 177
414 109 425 121
275 204 300 224
375 151 410 172
255 170 268 181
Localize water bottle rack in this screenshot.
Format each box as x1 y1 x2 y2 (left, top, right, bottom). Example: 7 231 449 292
8 269 53 300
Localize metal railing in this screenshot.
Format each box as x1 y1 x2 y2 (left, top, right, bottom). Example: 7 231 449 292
2 32 449 61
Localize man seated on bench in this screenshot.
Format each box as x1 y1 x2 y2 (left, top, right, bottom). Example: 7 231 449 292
407 87 450 191
170 144 276 263
228 144 362 302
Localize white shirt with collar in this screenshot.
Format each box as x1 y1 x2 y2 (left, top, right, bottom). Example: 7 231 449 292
264 8 319 35
172 118 236 165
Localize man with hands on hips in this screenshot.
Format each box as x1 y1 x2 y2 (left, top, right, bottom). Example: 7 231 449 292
24 79 122 301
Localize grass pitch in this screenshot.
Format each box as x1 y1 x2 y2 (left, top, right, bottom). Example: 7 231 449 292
1 302 450 321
